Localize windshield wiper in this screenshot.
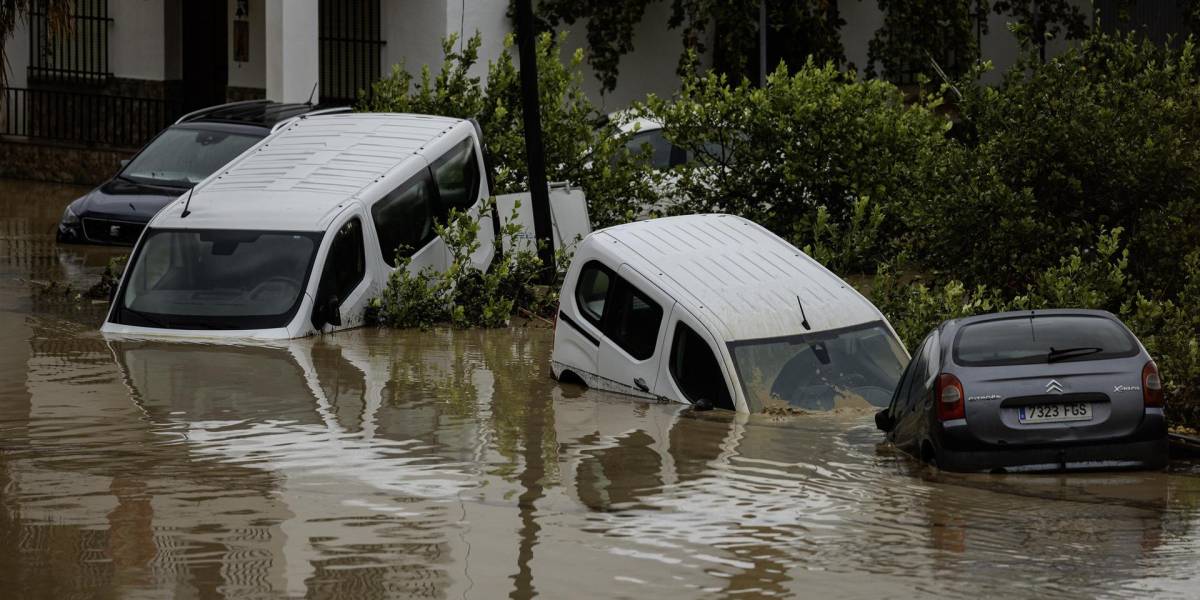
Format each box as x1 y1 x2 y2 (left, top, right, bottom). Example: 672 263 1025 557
120 306 171 329
1047 346 1102 363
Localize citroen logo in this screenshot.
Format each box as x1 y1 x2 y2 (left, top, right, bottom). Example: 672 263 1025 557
1046 379 1065 394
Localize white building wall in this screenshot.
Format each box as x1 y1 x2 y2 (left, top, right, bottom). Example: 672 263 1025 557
446 0 510 82
265 0 319 103
108 0 166 80
381 0 448 81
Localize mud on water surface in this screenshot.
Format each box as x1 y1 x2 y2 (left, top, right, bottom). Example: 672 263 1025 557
2 179 1200 599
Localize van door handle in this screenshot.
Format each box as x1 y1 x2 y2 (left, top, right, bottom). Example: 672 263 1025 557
634 378 649 392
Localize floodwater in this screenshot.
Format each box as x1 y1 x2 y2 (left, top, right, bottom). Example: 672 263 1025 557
2 179 1200 600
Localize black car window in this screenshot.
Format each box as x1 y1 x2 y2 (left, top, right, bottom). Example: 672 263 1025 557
954 314 1139 366
901 336 932 412
624 130 675 170
575 262 612 326
430 138 482 211
603 278 663 361
371 169 436 267
312 218 365 328
670 322 734 410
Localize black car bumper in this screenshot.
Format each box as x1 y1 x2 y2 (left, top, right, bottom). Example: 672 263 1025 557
936 415 1168 473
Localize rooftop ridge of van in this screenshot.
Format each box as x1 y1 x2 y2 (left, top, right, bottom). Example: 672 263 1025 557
151 113 468 232
598 214 884 342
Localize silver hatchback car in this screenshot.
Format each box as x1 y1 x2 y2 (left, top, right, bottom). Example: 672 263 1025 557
875 309 1168 472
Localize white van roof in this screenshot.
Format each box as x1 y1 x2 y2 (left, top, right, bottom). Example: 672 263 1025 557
148 113 469 231
590 214 885 342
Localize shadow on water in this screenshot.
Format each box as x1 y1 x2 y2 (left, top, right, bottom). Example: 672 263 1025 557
2 178 1200 599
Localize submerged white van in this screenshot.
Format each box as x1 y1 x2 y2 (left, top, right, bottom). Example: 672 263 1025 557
103 113 502 340
550 214 911 413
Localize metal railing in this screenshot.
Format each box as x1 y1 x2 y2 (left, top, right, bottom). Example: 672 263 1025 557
1 87 179 148
319 0 385 104
28 0 112 82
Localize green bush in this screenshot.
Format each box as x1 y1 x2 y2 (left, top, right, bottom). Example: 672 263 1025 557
361 32 659 228
367 201 558 330
644 60 949 263
948 33 1200 294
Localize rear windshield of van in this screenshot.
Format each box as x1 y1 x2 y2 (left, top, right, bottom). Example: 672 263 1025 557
953 314 1139 367
112 228 321 330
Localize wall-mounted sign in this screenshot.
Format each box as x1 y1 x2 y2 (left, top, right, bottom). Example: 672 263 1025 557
234 20 249 63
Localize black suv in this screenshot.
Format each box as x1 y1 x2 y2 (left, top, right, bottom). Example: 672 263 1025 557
57 100 344 245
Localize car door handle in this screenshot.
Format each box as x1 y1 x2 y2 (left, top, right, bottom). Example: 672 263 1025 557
634 378 649 392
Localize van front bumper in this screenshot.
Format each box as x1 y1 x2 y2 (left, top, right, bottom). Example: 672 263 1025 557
936 413 1169 473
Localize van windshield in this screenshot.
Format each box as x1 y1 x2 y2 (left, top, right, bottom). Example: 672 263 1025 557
728 323 909 412
112 229 321 330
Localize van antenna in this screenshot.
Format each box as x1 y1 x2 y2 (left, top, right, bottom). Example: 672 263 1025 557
180 186 195 218
306 81 319 106
796 295 812 331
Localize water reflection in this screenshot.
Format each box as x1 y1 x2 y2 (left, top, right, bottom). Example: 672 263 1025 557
2 178 1200 599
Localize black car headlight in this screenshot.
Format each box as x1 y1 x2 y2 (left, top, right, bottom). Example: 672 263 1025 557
61 202 81 226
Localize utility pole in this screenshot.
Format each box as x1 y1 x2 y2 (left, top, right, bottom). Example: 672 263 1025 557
514 0 557 284
759 0 767 87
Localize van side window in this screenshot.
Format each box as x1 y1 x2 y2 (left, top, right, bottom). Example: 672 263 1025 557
575 262 612 325
372 169 436 266
312 218 365 328
605 278 663 360
431 138 482 211
670 323 734 410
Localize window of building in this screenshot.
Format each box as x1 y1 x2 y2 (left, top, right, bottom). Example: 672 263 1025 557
604 279 663 361
319 0 385 104
431 138 482 211
372 170 436 267
575 262 612 325
670 323 733 410
315 217 366 315
27 0 112 82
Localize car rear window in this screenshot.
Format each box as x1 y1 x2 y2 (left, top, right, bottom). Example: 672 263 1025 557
953 315 1139 366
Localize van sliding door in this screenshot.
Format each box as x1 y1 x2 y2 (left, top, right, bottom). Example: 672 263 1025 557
594 265 674 399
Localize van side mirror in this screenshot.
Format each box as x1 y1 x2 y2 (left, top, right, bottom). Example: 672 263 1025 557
692 398 714 412
875 409 894 432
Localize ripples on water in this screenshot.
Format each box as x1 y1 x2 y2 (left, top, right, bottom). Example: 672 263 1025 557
2 179 1199 599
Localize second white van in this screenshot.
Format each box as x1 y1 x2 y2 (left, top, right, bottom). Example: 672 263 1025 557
550 214 911 413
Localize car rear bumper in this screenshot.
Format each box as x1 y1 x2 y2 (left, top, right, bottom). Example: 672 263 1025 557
937 414 1168 473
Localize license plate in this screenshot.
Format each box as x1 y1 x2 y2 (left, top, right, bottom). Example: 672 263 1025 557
1018 402 1092 424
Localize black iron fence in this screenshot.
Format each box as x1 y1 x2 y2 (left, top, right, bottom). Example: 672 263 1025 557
1 87 179 148
319 0 385 104
28 0 112 83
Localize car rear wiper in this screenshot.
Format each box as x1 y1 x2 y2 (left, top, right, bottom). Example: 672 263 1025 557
1047 346 1103 363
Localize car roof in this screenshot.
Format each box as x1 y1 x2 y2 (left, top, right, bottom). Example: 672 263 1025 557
943 308 1121 332
176 100 320 128
587 214 887 342
149 112 469 232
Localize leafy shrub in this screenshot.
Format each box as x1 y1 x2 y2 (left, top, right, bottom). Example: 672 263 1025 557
951 33 1200 294
362 32 659 228
645 60 949 264
367 201 559 330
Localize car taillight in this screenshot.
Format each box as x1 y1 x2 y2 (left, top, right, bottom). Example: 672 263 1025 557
1142 361 1164 408
936 373 965 422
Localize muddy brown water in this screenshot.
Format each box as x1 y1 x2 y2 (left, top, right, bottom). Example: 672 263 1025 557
2 179 1199 599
